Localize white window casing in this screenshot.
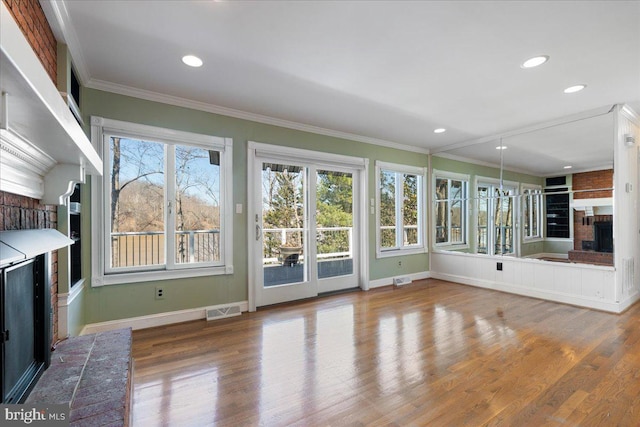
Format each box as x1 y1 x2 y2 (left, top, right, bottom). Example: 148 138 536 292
375 161 427 258
90 116 233 286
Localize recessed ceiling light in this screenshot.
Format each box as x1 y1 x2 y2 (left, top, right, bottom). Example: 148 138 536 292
564 84 586 94
182 55 203 67
433 128 446 134
564 165 572 169
521 55 549 69
496 145 508 150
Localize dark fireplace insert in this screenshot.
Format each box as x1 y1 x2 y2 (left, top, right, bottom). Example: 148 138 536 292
593 221 613 253
0 254 52 403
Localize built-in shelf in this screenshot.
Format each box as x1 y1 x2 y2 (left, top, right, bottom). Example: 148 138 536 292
69 185 82 286
545 186 570 238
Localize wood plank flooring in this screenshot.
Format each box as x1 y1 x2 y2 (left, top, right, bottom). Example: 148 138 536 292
131 279 640 426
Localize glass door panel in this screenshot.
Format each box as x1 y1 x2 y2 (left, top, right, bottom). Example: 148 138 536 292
261 162 307 288
252 153 361 308
316 169 354 281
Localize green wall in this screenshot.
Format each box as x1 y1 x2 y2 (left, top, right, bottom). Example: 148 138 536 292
77 88 429 327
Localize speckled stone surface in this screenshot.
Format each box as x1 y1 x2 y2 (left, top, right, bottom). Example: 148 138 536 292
26 328 133 427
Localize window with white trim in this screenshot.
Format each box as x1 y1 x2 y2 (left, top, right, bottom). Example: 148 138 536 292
376 161 426 256
522 185 543 240
91 117 233 284
476 180 517 256
434 172 468 246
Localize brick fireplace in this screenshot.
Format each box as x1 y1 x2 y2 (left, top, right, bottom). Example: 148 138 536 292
569 170 613 265
0 194 59 344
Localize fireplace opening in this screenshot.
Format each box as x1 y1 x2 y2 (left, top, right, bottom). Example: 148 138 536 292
594 221 613 253
0 254 51 404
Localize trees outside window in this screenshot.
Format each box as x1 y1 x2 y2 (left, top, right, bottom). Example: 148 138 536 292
434 175 467 245
108 137 223 270
376 162 426 255
523 186 542 240
477 181 516 255
94 117 233 282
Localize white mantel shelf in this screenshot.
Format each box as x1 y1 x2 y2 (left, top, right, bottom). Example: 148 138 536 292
0 2 102 205
571 197 613 216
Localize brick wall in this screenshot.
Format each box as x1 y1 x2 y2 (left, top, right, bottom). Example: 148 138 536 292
573 211 613 251
2 0 57 82
572 169 613 199
1 0 60 343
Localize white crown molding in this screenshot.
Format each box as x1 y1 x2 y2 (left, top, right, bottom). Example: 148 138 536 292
39 0 91 85
621 104 640 125
85 78 430 155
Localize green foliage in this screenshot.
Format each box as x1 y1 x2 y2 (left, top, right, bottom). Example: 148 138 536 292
262 169 354 258
316 172 353 255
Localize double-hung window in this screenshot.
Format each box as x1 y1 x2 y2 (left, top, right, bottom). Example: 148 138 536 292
376 161 426 257
91 117 233 285
434 171 469 247
522 185 543 240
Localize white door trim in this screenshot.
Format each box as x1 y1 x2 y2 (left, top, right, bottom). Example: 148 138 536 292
247 141 368 310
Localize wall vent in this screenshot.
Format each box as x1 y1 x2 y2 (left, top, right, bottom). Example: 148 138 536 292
206 303 242 321
393 276 412 286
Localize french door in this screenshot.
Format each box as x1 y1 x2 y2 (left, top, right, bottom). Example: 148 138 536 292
249 144 365 309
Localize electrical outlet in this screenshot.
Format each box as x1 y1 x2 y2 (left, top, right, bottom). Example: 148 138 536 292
155 286 165 300
496 262 503 271
398 260 402 267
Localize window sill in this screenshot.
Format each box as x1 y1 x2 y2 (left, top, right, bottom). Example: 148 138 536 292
523 237 544 243
376 246 427 259
92 265 233 287
434 243 470 251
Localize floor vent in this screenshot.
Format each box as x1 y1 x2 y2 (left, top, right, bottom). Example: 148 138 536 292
393 276 412 286
206 304 242 321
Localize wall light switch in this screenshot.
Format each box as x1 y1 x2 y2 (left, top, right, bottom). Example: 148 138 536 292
626 183 633 193
370 198 375 207
370 206 375 215
236 203 243 214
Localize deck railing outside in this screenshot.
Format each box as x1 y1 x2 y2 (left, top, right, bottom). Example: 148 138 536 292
111 226 354 268
111 230 220 267
262 226 353 265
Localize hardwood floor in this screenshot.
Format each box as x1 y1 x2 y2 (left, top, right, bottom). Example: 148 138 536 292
131 279 640 426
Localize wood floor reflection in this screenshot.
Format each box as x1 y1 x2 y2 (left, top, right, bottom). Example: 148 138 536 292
131 279 640 426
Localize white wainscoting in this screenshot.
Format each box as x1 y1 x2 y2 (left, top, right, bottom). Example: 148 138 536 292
430 251 621 312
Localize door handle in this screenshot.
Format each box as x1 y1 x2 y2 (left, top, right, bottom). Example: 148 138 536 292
256 224 262 241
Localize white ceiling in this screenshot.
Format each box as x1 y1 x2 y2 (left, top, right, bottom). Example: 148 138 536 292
43 1 640 169
439 109 615 176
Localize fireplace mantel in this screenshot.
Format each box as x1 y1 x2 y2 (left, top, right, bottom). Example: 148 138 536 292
0 2 102 205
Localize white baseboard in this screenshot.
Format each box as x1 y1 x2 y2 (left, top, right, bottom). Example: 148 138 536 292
430 272 622 313
80 301 249 335
618 291 640 313
369 271 431 289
